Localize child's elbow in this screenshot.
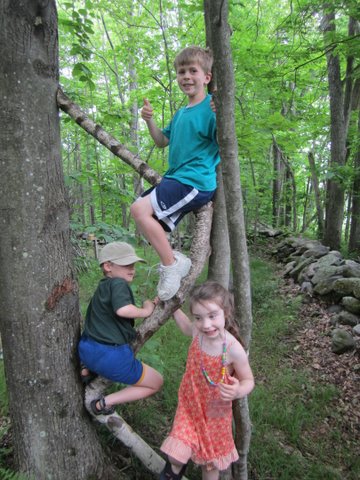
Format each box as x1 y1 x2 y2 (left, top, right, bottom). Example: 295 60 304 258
156 136 169 148
248 378 255 394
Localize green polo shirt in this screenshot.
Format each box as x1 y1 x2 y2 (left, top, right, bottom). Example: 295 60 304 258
84 277 137 345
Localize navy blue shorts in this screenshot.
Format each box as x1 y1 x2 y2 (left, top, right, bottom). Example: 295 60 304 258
78 335 144 385
141 178 215 232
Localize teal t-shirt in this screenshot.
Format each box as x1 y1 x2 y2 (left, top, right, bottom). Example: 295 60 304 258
84 277 137 345
162 94 220 192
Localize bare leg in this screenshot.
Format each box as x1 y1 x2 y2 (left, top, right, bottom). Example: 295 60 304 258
94 365 163 410
160 455 189 479
202 467 220 480
130 195 175 266
166 455 189 475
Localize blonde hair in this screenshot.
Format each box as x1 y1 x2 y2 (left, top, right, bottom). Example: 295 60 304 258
174 46 213 74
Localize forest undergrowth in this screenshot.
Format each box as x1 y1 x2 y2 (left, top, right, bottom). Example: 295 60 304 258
0 242 359 480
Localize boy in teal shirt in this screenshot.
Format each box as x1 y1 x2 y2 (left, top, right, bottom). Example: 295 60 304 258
131 46 220 301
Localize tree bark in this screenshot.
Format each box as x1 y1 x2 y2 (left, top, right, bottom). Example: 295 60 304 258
272 138 284 227
204 7 231 289
205 1 253 479
348 110 360 254
208 169 231 288
321 10 348 249
0 2 116 478
307 151 325 237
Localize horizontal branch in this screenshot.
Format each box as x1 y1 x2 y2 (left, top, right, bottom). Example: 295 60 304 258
84 377 190 478
56 87 161 187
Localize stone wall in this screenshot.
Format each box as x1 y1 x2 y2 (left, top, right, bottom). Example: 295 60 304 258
272 237 360 354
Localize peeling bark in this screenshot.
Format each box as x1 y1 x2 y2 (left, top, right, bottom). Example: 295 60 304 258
57 88 161 187
134 202 213 351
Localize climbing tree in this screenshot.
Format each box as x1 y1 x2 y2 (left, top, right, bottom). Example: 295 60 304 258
204 1 253 478
0 2 214 478
0 2 115 478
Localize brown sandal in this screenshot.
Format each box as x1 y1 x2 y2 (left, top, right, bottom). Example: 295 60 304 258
90 395 115 415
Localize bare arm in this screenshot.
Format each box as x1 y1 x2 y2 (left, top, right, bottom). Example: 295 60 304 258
116 299 157 319
141 98 169 148
218 341 255 401
173 309 193 337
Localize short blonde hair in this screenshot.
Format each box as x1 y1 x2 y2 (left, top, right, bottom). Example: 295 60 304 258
174 46 213 74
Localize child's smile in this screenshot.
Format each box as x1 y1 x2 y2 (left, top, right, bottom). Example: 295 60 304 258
176 62 211 105
192 300 226 341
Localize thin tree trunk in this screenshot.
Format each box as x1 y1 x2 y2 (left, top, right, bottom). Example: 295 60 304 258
204 8 231 290
205 1 253 479
308 151 325 237
272 139 284 227
301 177 311 233
208 167 231 288
57 88 162 186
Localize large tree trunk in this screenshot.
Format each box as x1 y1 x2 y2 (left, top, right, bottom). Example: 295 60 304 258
321 10 348 249
205 1 253 478
0 2 116 478
348 110 360 254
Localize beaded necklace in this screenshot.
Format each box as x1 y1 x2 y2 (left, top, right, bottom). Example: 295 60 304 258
200 333 227 386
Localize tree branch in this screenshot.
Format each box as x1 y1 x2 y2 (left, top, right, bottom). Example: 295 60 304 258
56 87 161 187
83 377 190 479
133 202 214 352
59 87 213 474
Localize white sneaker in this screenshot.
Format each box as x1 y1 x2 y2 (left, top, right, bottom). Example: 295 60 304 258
157 251 192 301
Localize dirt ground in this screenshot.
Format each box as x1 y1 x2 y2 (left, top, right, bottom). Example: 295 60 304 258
279 277 360 453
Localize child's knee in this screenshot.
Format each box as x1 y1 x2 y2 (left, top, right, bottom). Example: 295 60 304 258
130 201 138 219
155 372 164 391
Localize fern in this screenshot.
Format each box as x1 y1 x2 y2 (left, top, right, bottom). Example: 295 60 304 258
0 467 33 480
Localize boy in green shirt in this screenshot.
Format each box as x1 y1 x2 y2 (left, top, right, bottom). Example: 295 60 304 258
78 241 163 416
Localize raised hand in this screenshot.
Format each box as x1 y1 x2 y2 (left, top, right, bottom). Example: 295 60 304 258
141 98 154 122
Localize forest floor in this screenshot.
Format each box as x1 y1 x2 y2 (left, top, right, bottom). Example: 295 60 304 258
275 274 360 465
0 250 359 479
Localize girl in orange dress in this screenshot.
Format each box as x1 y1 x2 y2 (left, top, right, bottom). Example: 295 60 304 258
160 281 255 480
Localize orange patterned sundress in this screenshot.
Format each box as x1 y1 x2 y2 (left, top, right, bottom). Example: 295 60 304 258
161 334 239 471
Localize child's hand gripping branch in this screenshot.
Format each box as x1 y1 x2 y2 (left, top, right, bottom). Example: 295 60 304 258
159 281 255 480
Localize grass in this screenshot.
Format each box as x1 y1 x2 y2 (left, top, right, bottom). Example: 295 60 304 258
0 249 358 479
248 256 358 480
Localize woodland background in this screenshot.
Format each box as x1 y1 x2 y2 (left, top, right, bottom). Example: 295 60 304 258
58 0 360 254
0 0 359 479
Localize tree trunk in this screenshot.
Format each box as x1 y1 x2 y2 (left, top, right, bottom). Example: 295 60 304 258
205 1 253 479
321 10 347 249
204 8 231 289
208 168 231 287
0 2 116 478
348 110 360 254
307 151 325 237
272 138 285 228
